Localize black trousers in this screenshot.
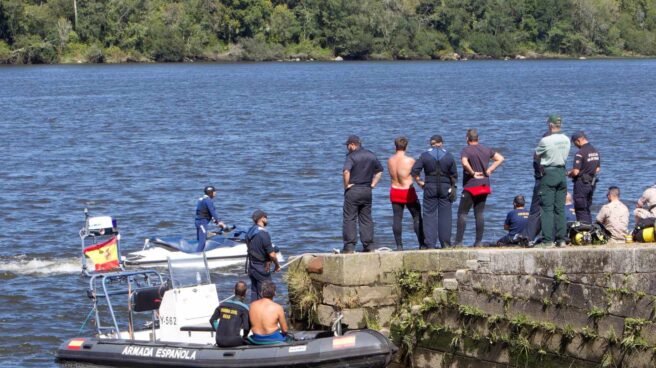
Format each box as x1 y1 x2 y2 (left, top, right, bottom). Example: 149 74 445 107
343 186 374 252
392 201 424 250
455 191 488 245
422 182 453 248
573 179 594 224
248 262 271 302
521 178 542 241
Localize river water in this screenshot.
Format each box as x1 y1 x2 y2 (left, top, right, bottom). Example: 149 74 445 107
0 60 655 366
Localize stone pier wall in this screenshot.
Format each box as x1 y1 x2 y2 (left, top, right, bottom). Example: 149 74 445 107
286 245 656 367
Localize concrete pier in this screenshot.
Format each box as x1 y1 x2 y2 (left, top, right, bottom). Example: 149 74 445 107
286 244 656 367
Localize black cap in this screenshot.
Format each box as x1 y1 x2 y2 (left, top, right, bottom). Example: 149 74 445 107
252 209 267 223
204 186 216 195
345 135 361 145
571 131 586 141
430 135 443 143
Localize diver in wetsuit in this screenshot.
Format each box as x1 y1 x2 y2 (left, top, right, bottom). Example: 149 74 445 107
209 281 250 347
195 186 225 252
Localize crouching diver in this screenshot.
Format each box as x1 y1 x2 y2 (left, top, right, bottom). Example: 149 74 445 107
195 186 225 252
496 195 530 246
246 210 280 301
247 281 289 345
209 281 250 347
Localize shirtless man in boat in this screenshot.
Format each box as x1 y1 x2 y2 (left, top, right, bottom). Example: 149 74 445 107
248 281 288 344
388 136 425 250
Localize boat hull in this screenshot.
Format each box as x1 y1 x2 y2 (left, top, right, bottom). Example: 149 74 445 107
56 330 396 368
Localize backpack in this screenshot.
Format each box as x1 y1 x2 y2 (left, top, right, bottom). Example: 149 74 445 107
632 218 656 243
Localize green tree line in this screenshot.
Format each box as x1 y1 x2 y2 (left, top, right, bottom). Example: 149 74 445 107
1 0 655 64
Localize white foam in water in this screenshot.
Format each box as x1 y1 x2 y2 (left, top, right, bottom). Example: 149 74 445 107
0 256 81 275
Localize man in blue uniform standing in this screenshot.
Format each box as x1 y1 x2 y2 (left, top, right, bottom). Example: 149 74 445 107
568 131 601 224
343 135 383 253
195 186 224 252
412 135 458 248
246 209 280 301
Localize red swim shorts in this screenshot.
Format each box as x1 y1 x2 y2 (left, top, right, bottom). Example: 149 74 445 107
390 186 418 204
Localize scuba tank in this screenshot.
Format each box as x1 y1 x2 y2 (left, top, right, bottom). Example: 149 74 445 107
568 222 608 245
632 218 656 243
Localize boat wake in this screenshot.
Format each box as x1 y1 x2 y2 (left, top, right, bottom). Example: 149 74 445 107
0 255 81 275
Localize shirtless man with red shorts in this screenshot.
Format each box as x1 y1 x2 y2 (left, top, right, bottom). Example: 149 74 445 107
387 136 425 250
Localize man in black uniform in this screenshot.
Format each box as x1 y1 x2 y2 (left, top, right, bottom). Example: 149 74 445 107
521 129 551 243
568 131 601 224
209 281 250 347
411 135 458 248
342 135 383 253
246 210 280 301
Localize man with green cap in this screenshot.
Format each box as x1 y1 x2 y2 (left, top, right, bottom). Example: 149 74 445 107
535 115 571 247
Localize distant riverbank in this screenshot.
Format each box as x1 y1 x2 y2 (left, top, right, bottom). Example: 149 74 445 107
1 42 652 66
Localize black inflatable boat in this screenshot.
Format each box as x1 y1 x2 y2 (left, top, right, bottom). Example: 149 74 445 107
56 329 396 367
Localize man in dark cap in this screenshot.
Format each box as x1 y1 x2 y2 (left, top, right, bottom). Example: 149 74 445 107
568 131 601 224
195 186 225 252
342 135 383 253
411 135 458 248
245 209 280 301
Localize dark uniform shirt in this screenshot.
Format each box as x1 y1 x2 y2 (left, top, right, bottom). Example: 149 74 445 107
209 300 250 347
246 225 274 265
411 148 458 192
505 208 529 236
343 147 383 187
195 196 220 222
572 143 600 179
460 144 495 188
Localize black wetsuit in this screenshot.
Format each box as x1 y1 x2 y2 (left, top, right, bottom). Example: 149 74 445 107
209 300 250 347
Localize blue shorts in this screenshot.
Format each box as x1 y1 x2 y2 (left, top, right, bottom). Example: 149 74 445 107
248 331 286 345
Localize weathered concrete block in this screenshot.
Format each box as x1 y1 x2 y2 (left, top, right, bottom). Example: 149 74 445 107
403 250 440 272
322 284 398 308
443 278 458 290
455 269 469 284
609 246 635 274
316 304 335 326
489 249 525 274
634 247 656 273
439 251 476 271
310 252 403 286
523 248 562 276
560 247 611 274
305 255 324 274
457 290 505 316
465 259 479 271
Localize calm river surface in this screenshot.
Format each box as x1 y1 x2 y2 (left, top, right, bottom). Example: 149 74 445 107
1 60 655 366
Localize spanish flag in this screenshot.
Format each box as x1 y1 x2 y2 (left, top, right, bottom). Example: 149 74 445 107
84 236 120 272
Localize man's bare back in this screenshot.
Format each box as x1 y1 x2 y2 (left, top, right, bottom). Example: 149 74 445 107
249 298 288 335
388 151 415 189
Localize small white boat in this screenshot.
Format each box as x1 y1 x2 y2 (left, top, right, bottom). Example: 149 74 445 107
123 228 283 269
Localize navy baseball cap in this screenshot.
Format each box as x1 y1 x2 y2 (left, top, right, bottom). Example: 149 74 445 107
345 135 361 145
571 131 586 141
252 209 267 223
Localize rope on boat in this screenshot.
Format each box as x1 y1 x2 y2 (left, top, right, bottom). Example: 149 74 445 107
78 307 96 334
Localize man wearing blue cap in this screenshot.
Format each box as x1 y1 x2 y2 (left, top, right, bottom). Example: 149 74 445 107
568 131 601 224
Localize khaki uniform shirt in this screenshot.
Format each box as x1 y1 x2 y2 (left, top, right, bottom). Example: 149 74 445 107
636 187 656 218
596 200 629 240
